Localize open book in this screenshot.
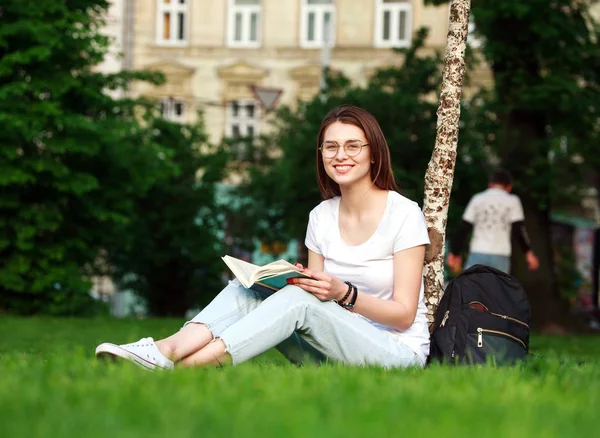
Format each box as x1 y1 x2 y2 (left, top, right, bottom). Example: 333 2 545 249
221 255 312 293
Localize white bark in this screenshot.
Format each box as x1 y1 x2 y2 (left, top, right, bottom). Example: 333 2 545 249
422 0 471 328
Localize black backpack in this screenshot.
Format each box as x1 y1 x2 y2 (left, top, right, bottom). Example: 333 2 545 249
429 264 531 365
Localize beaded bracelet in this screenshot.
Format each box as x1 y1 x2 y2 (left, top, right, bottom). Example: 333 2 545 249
341 284 358 310
336 281 353 305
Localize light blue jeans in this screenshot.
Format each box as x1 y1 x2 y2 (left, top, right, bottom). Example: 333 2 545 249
186 280 421 368
465 252 510 273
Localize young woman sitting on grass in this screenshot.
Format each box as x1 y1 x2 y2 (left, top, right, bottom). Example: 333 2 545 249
95 105 431 370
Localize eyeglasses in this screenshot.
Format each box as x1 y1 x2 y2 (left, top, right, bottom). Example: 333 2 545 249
319 140 370 158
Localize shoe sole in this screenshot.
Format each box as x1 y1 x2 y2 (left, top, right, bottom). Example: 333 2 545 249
95 343 169 371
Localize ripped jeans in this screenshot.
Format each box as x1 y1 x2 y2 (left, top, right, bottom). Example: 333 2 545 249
185 279 422 368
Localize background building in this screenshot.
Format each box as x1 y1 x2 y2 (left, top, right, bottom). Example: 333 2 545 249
95 0 128 98
116 0 463 143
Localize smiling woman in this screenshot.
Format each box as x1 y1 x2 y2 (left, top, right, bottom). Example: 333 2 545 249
95 105 431 371
316 106 399 200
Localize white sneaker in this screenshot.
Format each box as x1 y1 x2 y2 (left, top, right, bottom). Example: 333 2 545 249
95 337 175 371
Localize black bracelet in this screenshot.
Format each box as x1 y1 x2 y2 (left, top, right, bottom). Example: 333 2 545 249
341 284 358 310
336 281 353 305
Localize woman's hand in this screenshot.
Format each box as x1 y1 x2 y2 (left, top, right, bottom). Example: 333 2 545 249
287 267 347 302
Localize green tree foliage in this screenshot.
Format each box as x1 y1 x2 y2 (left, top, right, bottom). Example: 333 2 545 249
427 0 600 327
106 117 229 317
467 0 600 203
0 1 167 314
232 29 489 258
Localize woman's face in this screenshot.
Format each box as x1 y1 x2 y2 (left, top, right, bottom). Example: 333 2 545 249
321 121 372 189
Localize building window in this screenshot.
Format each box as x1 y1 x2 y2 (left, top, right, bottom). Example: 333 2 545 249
228 0 261 47
226 100 260 137
159 97 185 122
374 0 412 48
226 100 260 158
300 0 335 49
156 0 188 45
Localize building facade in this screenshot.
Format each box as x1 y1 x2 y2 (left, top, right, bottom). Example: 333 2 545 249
122 0 457 143
95 0 128 101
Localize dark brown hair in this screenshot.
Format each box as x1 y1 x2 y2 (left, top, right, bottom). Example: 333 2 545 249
316 105 400 199
489 170 513 187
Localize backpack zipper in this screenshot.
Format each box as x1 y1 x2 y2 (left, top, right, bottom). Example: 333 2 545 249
440 310 450 327
470 301 529 328
477 327 526 349
439 310 455 359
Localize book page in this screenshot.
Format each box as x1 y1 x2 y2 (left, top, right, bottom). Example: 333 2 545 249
258 268 312 282
221 255 259 289
223 256 313 289
254 259 299 280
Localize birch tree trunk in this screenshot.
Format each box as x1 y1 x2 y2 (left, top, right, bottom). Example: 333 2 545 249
422 0 471 328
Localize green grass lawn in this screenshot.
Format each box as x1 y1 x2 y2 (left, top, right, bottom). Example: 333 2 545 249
1 317 598 438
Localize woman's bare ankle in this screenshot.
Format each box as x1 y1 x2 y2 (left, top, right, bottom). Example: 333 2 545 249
154 323 213 362
155 340 177 362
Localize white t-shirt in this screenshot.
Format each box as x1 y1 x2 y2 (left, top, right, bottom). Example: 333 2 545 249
304 190 431 364
462 188 525 256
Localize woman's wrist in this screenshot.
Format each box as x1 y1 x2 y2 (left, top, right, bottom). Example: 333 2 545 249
341 284 358 310
336 281 358 310
336 281 353 304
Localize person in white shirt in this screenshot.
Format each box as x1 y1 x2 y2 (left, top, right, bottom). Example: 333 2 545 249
447 170 539 274
95 105 431 370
